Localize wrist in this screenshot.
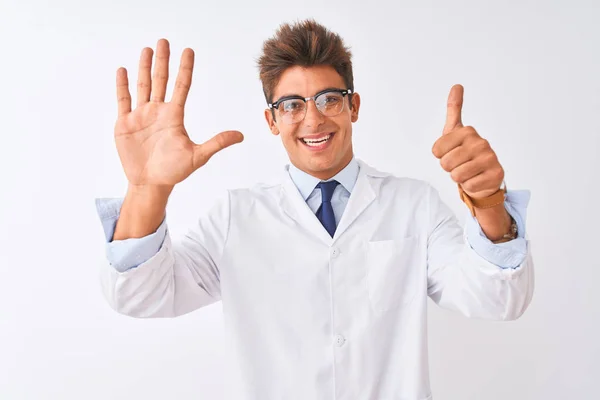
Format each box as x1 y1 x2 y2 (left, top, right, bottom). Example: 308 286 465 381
472 203 512 241
127 183 174 201
113 185 171 241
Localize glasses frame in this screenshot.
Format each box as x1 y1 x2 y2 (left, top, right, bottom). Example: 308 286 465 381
268 88 353 124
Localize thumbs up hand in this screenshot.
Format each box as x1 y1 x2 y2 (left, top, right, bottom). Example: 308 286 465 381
432 84 504 199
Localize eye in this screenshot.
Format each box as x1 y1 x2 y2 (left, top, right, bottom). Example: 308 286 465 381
281 99 304 112
317 93 342 107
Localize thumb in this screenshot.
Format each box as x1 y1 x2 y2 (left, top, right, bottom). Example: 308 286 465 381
192 130 244 170
443 84 464 135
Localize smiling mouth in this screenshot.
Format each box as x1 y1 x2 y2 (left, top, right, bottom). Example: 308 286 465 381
300 133 333 147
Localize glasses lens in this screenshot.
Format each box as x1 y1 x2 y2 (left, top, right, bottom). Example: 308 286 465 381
315 92 344 117
278 99 306 124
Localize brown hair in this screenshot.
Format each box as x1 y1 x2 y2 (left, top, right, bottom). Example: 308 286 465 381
257 19 354 104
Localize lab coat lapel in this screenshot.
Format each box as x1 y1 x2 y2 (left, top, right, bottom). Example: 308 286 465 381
333 159 385 240
278 159 390 244
279 168 334 245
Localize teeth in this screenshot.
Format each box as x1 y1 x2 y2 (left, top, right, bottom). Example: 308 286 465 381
302 134 331 146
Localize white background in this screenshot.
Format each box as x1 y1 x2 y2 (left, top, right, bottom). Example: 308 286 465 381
1 0 599 399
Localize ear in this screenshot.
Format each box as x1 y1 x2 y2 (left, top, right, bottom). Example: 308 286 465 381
264 108 280 136
350 92 361 123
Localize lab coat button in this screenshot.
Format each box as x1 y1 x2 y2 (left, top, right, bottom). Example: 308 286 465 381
334 334 346 347
331 247 340 258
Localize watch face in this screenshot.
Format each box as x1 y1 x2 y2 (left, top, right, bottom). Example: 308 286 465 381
505 218 518 239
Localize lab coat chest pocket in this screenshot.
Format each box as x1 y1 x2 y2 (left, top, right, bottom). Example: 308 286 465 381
366 236 422 314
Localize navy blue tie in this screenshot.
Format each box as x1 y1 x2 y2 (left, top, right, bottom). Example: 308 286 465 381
316 180 339 237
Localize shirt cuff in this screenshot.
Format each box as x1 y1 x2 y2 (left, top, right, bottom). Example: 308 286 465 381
95 197 167 273
465 189 531 269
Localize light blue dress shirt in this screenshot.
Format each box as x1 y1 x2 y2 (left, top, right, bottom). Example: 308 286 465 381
95 157 530 272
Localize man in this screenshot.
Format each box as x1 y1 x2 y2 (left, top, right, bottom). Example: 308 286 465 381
96 19 533 400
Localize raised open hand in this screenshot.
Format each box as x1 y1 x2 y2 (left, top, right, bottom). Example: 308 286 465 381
114 39 244 189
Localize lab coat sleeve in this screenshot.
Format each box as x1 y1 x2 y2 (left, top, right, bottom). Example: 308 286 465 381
96 192 230 318
425 184 534 321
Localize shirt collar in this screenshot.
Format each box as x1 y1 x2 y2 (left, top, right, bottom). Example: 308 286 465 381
288 157 360 200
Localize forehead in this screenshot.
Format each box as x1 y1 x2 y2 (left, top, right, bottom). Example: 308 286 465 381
272 65 346 100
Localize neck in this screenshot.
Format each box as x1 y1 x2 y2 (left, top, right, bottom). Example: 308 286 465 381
299 152 354 181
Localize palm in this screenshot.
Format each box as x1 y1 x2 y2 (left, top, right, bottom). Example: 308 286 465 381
113 39 243 188
115 102 195 186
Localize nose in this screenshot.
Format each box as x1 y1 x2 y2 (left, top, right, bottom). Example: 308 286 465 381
303 98 326 128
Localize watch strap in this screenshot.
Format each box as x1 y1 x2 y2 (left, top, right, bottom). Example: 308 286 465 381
458 182 507 217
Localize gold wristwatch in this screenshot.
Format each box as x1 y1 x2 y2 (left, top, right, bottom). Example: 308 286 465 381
458 181 518 243
493 216 518 243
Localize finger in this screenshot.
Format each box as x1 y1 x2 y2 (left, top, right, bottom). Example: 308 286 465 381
171 48 195 107
192 130 244 169
432 127 469 158
450 158 486 184
459 169 500 195
439 145 472 172
137 47 153 107
443 84 464 135
151 39 170 102
116 67 131 116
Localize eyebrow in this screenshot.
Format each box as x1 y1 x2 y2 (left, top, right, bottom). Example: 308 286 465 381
274 87 344 101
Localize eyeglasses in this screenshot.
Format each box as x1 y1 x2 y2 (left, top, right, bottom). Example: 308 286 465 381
268 88 353 125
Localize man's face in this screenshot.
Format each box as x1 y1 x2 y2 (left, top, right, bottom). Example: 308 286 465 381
264 65 360 180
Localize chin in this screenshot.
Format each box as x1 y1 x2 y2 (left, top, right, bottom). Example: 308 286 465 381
307 156 336 170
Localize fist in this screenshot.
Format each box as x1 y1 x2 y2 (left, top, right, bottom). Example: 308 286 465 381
432 84 504 199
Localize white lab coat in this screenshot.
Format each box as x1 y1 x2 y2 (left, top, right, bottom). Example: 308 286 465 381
100 159 534 400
